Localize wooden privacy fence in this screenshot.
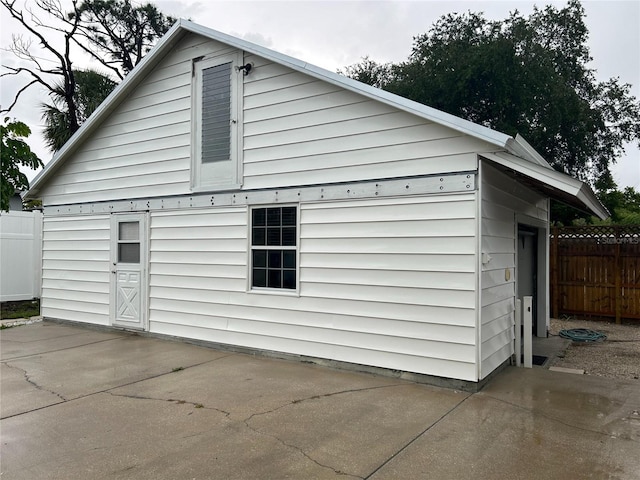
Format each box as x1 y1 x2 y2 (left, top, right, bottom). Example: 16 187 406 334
550 225 640 323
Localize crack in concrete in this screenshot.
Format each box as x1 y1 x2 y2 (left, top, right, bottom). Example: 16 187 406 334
242 383 405 479
244 420 364 479
364 393 471 479
478 392 640 443
3 361 68 402
245 383 404 423
1 353 236 420
480 393 640 442
103 391 231 417
0 337 126 362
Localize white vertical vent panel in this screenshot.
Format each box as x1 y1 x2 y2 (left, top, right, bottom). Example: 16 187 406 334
201 62 232 163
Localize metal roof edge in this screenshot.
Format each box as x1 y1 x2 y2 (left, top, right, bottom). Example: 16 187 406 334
166 21 515 148
480 151 609 219
576 184 609 220
503 135 553 169
27 19 523 199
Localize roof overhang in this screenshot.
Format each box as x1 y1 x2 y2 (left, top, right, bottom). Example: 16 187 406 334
480 152 609 220
25 19 529 200
26 19 603 210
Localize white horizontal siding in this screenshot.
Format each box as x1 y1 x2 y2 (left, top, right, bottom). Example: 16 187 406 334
41 215 111 325
242 54 488 189
148 194 479 381
243 53 486 188
38 33 236 205
39 33 496 206
479 162 549 379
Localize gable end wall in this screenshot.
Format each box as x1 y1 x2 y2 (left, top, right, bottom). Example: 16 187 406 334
39 33 496 206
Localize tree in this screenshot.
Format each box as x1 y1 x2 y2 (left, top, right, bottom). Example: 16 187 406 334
1 0 84 139
41 68 117 151
596 186 640 225
1 118 43 211
67 0 176 80
340 56 392 90
2 0 174 151
343 1 640 187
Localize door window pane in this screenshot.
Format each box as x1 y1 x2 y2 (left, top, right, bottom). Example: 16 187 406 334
119 222 139 241
118 243 140 263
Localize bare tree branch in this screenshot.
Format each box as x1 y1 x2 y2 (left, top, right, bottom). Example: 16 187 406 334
0 79 39 113
2 0 68 70
70 35 125 80
1 0 81 135
1 66 57 93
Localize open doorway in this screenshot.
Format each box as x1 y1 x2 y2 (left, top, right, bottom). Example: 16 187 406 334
517 223 548 338
517 226 537 334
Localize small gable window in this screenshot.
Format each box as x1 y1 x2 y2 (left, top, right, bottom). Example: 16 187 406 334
192 53 243 191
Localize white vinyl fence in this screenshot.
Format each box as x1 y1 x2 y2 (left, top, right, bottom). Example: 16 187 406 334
0 210 43 302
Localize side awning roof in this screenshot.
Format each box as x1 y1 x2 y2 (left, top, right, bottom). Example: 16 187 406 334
480 152 609 220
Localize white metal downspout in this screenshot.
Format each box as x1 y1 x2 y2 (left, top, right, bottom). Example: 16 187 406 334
475 159 483 382
545 198 552 334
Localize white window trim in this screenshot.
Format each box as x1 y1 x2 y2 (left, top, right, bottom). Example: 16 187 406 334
191 51 244 192
247 204 300 295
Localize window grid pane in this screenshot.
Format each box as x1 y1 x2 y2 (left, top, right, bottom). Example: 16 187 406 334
251 207 297 290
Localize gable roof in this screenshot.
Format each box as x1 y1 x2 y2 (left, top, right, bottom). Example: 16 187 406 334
26 19 607 219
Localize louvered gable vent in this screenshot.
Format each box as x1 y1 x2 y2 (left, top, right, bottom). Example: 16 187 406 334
201 62 232 163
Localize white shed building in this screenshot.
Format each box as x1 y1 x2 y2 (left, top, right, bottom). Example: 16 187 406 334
26 20 607 386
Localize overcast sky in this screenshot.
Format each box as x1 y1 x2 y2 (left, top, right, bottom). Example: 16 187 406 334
2 0 639 188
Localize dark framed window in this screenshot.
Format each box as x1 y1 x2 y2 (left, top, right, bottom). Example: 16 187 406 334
251 206 297 290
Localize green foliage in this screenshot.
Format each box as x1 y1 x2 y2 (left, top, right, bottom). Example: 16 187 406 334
1 118 43 211
71 0 176 79
41 69 117 152
339 56 393 89
595 187 640 225
23 198 43 211
343 1 640 186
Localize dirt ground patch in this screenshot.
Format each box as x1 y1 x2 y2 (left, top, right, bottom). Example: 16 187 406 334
549 318 640 381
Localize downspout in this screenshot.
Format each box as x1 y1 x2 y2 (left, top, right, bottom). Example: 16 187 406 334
475 159 483 382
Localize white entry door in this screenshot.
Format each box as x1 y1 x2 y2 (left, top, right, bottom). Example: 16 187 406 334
111 213 147 330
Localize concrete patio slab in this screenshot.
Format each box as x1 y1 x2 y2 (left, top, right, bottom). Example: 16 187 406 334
109 353 459 420
1 322 123 361
369 368 640 479
0 362 65 418
2 321 639 479
1 327 229 418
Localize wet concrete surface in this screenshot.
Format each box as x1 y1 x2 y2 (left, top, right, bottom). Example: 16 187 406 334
1 321 639 479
